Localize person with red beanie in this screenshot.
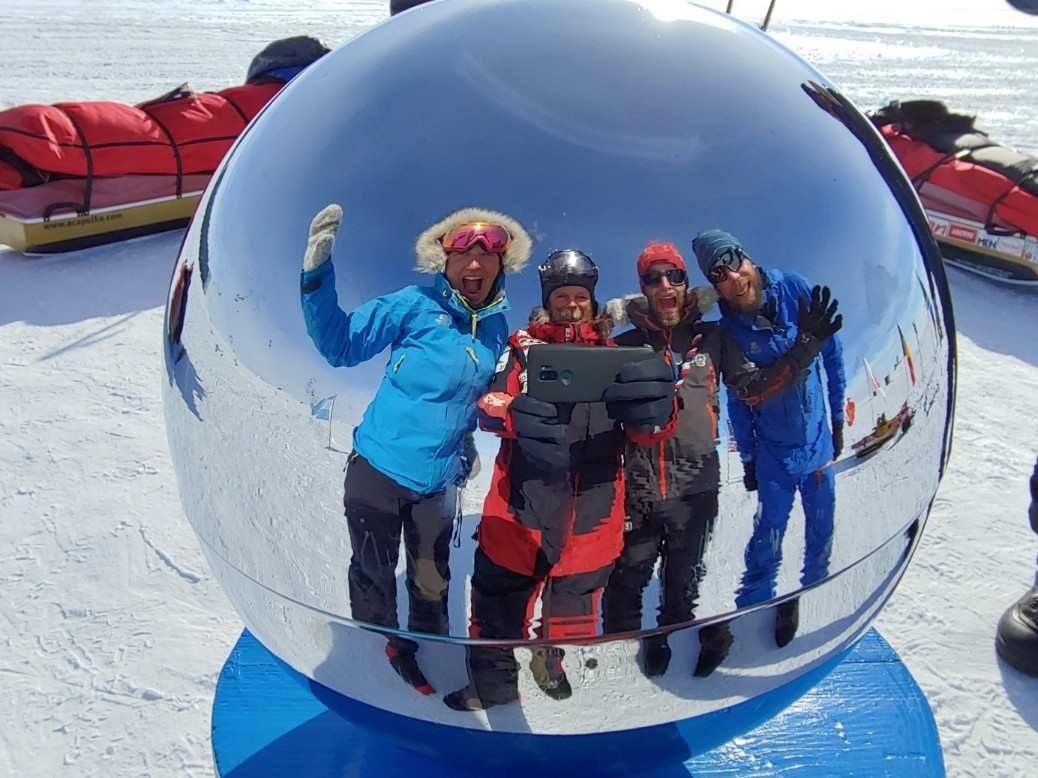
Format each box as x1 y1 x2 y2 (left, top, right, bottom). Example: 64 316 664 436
602 240 843 678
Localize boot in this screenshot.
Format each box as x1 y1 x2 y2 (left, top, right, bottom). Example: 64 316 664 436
385 642 434 695
693 621 733 678
442 685 518 711
775 598 800 648
529 646 572 700
641 634 672 677
996 584 1038 677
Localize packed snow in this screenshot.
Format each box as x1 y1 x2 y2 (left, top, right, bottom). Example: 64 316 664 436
2 1 1037 775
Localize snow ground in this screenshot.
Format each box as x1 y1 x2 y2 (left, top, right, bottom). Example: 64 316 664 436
2 228 1037 777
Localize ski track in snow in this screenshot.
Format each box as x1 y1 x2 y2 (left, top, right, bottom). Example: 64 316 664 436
3 2 1038 776
1 235 236 777
874 267 1038 777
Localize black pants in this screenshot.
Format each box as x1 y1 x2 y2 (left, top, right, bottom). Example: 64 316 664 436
343 454 455 649
602 489 719 633
466 548 611 704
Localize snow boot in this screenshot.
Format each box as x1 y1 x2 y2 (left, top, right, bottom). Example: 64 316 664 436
385 642 435 695
996 584 1038 677
775 598 800 648
641 634 672 677
529 646 572 701
442 685 516 711
693 620 733 678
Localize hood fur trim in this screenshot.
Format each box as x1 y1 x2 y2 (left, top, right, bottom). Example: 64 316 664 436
414 207 533 274
605 286 718 327
529 306 550 325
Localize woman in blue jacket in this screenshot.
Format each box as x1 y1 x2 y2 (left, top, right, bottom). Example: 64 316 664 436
300 204 532 694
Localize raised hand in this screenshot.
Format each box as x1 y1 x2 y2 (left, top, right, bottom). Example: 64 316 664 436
796 285 843 342
303 203 343 273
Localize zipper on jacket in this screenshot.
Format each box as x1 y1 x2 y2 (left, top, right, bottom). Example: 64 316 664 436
658 440 668 499
659 329 673 498
466 347 479 366
393 354 406 373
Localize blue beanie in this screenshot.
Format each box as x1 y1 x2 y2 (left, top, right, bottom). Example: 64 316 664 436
692 229 744 277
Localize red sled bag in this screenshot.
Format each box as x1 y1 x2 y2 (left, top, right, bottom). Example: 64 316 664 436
0 82 282 190
0 35 329 253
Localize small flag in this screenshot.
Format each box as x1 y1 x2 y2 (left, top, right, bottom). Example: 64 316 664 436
311 396 336 421
898 324 917 385
864 358 886 398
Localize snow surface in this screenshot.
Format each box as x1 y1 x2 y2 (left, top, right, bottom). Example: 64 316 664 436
2 0 1038 775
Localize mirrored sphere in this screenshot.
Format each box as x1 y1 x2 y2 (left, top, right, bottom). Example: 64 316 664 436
163 0 954 755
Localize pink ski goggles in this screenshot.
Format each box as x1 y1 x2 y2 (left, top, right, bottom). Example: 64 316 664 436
441 222 511 254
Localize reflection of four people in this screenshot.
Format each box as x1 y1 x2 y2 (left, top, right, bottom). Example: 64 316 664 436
300 206 845 707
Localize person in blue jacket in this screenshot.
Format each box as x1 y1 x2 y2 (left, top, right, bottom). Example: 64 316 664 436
692 229 846 648
300 203 532 694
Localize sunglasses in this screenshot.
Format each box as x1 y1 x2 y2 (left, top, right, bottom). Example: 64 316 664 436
441 222 511 255
640 268 688 286
706 249 744 283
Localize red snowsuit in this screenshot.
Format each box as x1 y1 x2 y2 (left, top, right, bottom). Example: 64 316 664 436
472 316 672 641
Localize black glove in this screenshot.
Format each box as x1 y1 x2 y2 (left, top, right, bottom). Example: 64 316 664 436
832 420 844 460
602 356 675 428
510 394 569 471
797 285 843 340
742 460 758 492
787 285 843 369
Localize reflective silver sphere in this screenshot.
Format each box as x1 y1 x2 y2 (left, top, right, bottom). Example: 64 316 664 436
163 0 953 753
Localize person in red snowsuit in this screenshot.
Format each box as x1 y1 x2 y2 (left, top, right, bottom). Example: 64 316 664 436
443 249 676 711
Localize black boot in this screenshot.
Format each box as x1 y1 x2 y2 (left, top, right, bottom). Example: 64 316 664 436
775 598 800 648
693 621 733 677
640 634 672 677
996 584 1038 677
443 685 518 711
529 647 572 700
385 641 435 695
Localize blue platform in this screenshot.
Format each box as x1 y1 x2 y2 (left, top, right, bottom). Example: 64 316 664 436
212 629 944 777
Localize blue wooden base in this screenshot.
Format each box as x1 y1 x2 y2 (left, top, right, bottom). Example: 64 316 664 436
213 629 944 777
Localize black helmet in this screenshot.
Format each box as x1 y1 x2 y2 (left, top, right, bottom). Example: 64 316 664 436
538 249 599 309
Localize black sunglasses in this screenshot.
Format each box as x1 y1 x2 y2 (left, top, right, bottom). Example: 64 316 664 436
706 249 745 283
640 268 688 286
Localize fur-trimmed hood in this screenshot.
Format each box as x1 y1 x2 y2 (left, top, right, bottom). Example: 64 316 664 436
414 207 532 274
604 286 717 329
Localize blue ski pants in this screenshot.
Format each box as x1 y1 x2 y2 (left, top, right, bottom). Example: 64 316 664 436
735 463 835 608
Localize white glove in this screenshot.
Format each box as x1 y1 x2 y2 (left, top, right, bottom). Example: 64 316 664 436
303 203 343 273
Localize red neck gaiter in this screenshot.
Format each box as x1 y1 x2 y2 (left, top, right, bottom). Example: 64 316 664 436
526 320 610 345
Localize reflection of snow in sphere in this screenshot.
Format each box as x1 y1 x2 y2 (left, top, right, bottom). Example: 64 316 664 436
162 0 952 762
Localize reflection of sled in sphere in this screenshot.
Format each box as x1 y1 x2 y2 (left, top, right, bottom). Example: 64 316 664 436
851 403 914 459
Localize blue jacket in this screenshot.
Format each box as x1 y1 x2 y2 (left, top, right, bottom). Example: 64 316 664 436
719 267 846 476
301 261 510 494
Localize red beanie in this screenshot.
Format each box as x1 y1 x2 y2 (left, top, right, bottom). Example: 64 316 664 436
637 241 687 277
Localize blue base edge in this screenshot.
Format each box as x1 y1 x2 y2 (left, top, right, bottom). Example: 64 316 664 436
213 629 944 777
